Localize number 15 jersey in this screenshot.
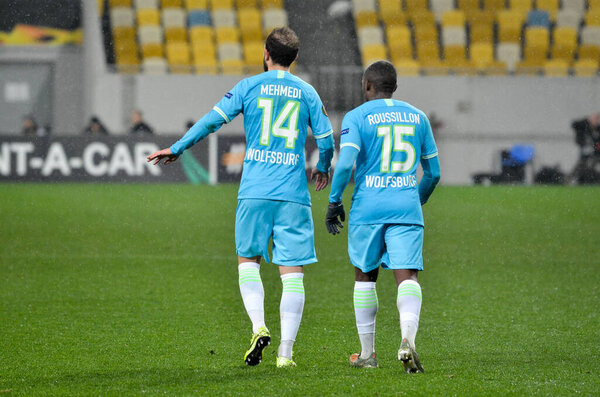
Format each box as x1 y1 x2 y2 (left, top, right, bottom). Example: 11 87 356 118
214 70 333 206
340 98 438 226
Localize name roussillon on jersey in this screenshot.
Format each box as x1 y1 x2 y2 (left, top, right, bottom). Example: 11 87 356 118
260 84 302 99
367 111 421 125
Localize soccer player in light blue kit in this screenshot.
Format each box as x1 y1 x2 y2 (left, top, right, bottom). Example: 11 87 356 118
325 61 440 372
147 27 334 368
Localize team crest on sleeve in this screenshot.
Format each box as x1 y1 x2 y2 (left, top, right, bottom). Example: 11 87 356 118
322 106 328 117
224 92 233 99
341 128 349 135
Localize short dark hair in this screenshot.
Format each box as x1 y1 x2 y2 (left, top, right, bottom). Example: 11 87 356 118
265 27 300 67
363 61 397 95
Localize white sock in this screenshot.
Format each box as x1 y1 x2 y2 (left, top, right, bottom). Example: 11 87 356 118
397 280 422 349
278 272 305 359
354 281 378 359
238 262 265 334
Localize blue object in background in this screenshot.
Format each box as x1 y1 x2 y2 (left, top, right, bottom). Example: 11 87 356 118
527 10 550 28
188 10 211 27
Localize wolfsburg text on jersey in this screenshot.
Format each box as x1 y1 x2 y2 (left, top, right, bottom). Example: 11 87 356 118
367 112 421 125
245 148 300 166
260 84 302 99
365 174 418 188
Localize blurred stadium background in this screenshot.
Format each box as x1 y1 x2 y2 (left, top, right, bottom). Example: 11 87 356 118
1 0 599 185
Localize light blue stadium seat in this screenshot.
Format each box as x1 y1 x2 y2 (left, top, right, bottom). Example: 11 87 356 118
188 10 211 27
527 10 550 28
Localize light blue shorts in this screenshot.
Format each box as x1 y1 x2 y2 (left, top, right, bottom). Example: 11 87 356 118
348 224 424 273
235 199 317 266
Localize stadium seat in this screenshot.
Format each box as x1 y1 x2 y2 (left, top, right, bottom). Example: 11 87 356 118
353 0 377 14
561 0 585 13
115 41 140 70
430 0 455 22
161 0 182 7
551 27 577 62
409 10 436 25
387 25 413 61
243 41 264 71
405 0 428 16
215 26 240 43
441 10 466 27
508 0 532 15
589 0 600 9
211 0 234 10
573 59 599 77
355 10 379 27
220 59 244 74
218 42 243 74
238 8 262 42
190 25 213 45
526 10 550 28
442 26 466 46
185 0 208 10
444 45 467 68
263 8 288 35
137 9 161 26
358 26 384 47
578 45 600 61
466 9 495 25
111 7 135 27
162 8 186 27
496 42 521 72
166 41 192 72
110 0 132 7
556 9 583 29
497 10 524 43
143 57 169 74
470 42 494 68
470 22 494 44
138 25 163 44
585 10 600 27
261 0 283 9
377 0 405 26
536 0 558 22
524 26 550 54
417 41 441 67
456 0 480 20
361 43 387 65
544 59 569 77
414 24 438 43
113 26 136 43
165 26 187 42
483 0 505 12
581 26 600 47
188 10 211 26
236 0 258 8
135 0 159 8
141 42 164 58
212 9 236 27
394 59 420 76
192 42 217 73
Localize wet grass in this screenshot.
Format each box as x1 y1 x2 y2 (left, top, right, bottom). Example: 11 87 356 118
1 184 599 395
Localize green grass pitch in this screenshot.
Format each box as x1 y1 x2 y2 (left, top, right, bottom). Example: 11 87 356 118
1 184 599 395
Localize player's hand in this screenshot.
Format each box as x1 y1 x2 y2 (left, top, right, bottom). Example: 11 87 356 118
147 148 179 165
325 202 345 235
311 168 329 191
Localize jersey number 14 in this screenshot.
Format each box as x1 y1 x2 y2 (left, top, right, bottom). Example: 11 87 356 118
257 99 300 149
377 125 416 173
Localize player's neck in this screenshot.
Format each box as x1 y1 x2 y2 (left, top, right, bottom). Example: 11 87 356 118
366 93 393 101
268 65 290 72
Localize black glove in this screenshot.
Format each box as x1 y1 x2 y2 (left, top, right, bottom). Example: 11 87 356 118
325 202 345 235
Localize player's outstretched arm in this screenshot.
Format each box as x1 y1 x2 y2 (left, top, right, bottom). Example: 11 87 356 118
147 147 179 165
419 156 441 205
325 145 358 235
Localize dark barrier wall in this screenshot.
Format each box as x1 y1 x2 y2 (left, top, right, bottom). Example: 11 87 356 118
0 136 209 183
0 0 81 31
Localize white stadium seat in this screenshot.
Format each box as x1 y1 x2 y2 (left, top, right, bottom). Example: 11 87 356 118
357 26 384 47
496 42 521 72
212 9 237 27
581 26 600 46
218 42 243 61
162 8 186 27
262 8 288 33
135 0 159 9
431 0 455 22
556 9 583 29
442 26 466 46
352 0 376 14
143 57 168 74
111 7 135 27
138 25 164 44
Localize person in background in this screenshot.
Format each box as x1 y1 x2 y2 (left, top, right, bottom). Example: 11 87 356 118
570 112 600 183
21 115 48 136
82 116 109 135
129 110 154 134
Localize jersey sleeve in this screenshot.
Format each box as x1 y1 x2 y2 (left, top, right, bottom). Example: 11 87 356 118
212 80 245 123
340 111 361 152
420 114 438 160
307 89 333 139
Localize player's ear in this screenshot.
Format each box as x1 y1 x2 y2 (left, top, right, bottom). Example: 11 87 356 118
392 83 398 93
264 48 270 62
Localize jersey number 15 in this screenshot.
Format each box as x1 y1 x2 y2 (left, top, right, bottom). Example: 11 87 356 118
377 125 416 173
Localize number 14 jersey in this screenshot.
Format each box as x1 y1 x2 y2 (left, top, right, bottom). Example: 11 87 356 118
214 70 333 206
340 98 438 226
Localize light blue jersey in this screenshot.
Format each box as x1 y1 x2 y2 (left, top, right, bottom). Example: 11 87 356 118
213 70 333 205
340 99 438 226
